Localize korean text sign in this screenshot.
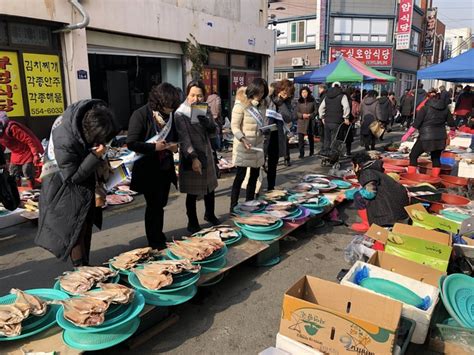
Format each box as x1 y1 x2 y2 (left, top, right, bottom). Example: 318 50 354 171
23 53 65 117
330 47 392 67
0 51 25 117
396 0 414 50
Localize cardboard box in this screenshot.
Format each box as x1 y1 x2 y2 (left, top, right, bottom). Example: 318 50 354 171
366 223 453 272
341 261 439 344
368 251 446 287
275 333 324 355
405 204 460 234
459 160 474 178
280 276 402 354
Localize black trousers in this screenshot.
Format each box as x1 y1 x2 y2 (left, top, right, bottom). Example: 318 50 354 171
143 180 171 249
267 131 279 191
298 133 314 157
323 123 340 151
230 166 260 209
409 140 442 167
70 205 94 266
186 190 215 225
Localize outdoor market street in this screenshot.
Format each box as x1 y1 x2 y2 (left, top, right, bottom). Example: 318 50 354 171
0 132 434 355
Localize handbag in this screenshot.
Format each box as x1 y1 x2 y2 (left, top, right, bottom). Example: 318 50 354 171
369 120 385 138
0 168 20 211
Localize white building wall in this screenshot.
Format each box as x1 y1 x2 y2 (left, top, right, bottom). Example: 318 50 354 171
1 0 274 99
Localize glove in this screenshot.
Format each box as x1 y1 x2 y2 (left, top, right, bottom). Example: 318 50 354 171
401 127 416 142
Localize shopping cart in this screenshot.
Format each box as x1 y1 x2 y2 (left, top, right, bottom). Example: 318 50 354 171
319 122 353 169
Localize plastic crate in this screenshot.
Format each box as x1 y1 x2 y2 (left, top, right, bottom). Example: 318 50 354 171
394 317 416 355
430 301 474 350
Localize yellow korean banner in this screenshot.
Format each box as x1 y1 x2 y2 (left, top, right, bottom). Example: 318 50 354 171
0 51 25 117
23 53 65 117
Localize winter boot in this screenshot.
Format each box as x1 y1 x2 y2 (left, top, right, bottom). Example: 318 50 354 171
407 165 417 174
431 167 441 177
351 209 370 233
203 191 221 226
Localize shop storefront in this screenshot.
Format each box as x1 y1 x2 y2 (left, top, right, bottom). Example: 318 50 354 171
86 31 183 130
204 50 262 120
0 18 66 138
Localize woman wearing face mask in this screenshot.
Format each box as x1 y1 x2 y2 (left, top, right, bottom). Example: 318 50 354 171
35 100 117 265
296 86 317 159
265 79 294 191
229 78 269 212
175 80 220 233
127 83 181 250
338 152 409 233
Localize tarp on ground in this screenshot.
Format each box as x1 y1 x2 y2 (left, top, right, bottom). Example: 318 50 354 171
417 49 474 82
294 56 396 84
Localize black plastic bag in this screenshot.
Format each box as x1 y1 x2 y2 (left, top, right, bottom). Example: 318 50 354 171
0 168 20 211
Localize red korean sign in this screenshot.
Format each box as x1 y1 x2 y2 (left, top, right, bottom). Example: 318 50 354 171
396 0 414 50
330 47 393 67
202 68 218 97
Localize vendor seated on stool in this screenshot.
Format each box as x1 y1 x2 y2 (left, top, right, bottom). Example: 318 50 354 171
339 152 410 233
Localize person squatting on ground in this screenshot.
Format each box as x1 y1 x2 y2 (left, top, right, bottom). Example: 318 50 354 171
35 100 117 266
339 152 409 233
229 78 268 212
296 86 317 159
0 111 44 189
265 79 294 191
402 88 455 177
175 80 220 234
127 83 181 250
318 82 350 155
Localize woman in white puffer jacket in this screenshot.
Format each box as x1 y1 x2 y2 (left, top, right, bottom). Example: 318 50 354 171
229 78 268 212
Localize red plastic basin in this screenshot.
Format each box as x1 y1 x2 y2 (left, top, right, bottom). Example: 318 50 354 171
383 164 406 173
400 173 442 185
382 158 409 167
419 193 471 214
418 162 452 175
439 175 469 188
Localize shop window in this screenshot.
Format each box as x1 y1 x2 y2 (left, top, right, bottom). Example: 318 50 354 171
8 22 51 47
333 17 390 43
247 55 261 70
274 72 282 80
208 51 227 66
275 23 287 46
290 21 305 44
287 72 295 79
410 31 420 52
306 19 317 43
231 54 246 67
0 21 7 45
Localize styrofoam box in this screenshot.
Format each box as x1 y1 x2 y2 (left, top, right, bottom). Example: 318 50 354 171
340 261 439 344
458 160 474 178
275 333 324 355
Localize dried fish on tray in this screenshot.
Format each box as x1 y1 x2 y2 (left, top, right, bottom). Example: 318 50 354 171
237 200 267 212
57 266 118 295
193 225 239 240
0 289 48 337
53 284 135 327
109 247 156 271
233 214 279 226
288 183 316 194
167 235 225 262
266 201 296 211
132 260 201 290
261 190 288 201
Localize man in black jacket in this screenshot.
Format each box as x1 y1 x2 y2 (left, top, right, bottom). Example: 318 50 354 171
439 85 451 107
318 82 350 155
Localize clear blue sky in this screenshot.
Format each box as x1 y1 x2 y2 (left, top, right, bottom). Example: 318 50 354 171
433 0 474 30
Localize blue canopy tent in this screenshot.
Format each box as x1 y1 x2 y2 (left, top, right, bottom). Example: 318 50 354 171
417 49 474 82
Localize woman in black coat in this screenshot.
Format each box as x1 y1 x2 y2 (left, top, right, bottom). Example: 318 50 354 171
35 100 117 265
127 83 181 249
402 90 455 177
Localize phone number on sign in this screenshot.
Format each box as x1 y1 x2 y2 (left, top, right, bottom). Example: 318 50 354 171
31 107 63 115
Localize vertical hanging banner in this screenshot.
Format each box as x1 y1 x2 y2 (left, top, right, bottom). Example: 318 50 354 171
22 53 65 117
423 8 438 56
0 51 25 117
396 0 414 50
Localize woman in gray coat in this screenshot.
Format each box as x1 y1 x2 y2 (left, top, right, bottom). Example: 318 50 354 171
296 86 317 158
175 80 220 233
